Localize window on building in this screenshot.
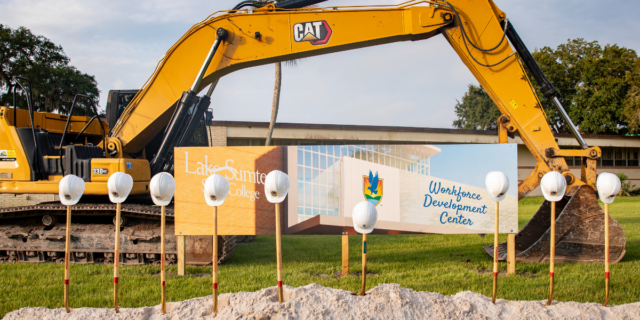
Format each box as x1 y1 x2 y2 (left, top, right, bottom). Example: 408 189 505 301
555 146 639 168
598 147 639 167
630 148 639 167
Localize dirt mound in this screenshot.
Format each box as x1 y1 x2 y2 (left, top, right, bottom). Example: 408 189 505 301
4 283 640 319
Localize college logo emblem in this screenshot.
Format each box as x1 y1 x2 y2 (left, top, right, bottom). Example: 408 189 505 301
363 170 383 206
293 21 332 45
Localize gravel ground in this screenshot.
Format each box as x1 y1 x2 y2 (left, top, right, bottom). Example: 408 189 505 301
4 283 640 320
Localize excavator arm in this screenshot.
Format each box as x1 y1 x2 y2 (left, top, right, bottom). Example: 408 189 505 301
109 0 625 263
111 0 594 196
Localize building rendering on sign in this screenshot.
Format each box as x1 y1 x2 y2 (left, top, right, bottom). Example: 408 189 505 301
289 145 440 224
174 144 518 236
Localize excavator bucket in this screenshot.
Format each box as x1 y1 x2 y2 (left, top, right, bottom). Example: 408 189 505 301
485 185 626 263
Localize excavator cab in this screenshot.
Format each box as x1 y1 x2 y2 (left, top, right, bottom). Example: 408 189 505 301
106 90 138 135
0 77 109 183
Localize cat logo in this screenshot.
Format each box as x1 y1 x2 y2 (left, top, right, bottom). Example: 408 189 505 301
293 21 332 45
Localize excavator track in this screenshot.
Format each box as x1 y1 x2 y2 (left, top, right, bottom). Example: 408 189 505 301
0 203 236 265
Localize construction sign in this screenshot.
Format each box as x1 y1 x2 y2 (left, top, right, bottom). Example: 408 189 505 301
174 144 518 236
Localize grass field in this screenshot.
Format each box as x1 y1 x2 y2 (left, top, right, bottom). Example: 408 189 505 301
1 197 639 317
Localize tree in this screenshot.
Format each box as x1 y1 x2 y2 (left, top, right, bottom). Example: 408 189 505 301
0 24 100 116
624 56 640 133
452 84 501 130
266 61 282 146
453 38 640 135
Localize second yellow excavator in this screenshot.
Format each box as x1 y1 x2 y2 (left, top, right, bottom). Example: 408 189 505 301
0 0 625 265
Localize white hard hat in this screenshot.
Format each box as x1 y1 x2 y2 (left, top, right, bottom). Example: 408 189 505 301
485 171 510 202
59 174 85 206
150 172 175 206
204 174 230 206
264 170 290 204
540 171 566 202
352 201 378 234
597 172 621 204
107 172 134 204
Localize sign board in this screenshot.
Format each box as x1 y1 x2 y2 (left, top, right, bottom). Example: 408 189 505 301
174 144 518 235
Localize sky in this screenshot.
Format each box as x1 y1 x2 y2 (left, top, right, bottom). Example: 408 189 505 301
429 144 518 196
1 0 639 128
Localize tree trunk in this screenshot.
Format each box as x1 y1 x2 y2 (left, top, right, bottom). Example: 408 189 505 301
266 62 282 146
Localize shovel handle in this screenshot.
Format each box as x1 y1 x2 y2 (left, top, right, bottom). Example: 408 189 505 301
213 206 218 313
161 205 166 314
64 205 72 312
275 203 283 303
114 202 121 313
492 202 499 304
359 234 367 296
602 203 610 307
545 201 555 306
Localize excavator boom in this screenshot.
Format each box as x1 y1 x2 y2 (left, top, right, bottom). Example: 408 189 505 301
110 0 622 263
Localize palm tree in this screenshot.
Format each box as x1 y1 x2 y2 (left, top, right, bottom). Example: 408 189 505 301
264 0 315 146
265 58 300 146
265 61 282 146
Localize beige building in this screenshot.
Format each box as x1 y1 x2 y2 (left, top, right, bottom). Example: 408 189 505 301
208 121 640 197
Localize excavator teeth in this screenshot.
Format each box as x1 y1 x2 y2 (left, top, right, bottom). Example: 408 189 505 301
485 186 626 263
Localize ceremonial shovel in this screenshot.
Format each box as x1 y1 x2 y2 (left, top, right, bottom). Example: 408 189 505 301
485 171 509 303
204 174 230 313
107 172 134 313
58 175 85 313
540 172 566 306
150 172 176 314
264 170 290 303
596 173 621 306
352 201 378 296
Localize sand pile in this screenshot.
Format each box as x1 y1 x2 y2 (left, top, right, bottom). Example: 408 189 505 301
4 283 640 320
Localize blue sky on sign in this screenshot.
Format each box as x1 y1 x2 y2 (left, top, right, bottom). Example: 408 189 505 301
1 0 639 128
430 144 518 195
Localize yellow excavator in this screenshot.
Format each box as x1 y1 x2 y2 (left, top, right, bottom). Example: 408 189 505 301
0 0 625 265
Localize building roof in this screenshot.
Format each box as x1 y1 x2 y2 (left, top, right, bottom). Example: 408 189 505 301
210 121 640 149
211 120 640 141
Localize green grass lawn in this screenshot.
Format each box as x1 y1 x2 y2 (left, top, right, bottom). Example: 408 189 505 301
1 197 639 317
